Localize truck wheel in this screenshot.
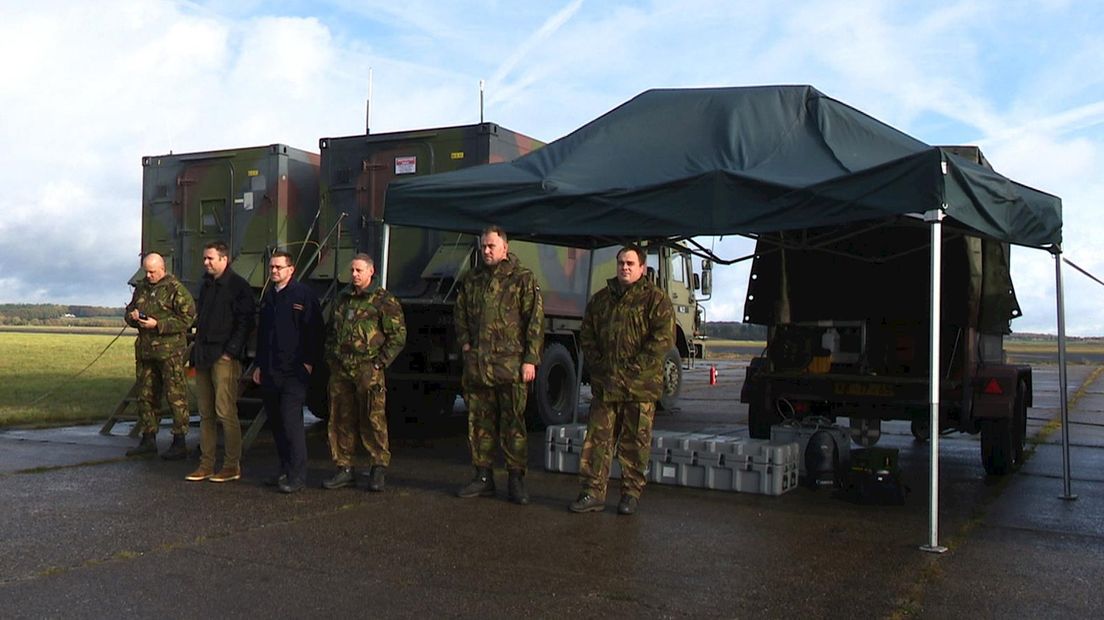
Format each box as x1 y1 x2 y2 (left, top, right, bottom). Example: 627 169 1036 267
748 392 780 439
527 342 577 429
657 348 683 413
980 417 1014 476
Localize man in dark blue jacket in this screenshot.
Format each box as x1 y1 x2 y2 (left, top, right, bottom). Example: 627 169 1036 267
252 250 322 493
185 241 256 483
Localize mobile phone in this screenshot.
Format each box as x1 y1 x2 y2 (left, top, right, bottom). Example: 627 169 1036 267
138 312 148 320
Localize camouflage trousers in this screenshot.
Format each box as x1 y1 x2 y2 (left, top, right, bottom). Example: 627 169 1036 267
328 366 389 468
579 400 656 500
464 383 528 473
134 356 190 436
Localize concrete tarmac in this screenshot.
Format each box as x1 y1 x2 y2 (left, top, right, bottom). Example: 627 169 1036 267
1 361 1102 618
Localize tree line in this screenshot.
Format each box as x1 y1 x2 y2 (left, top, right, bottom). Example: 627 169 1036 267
0 304 124 326
701 321 767 340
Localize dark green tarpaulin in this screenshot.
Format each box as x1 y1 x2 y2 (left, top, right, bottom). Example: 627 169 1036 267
385 85 1061 248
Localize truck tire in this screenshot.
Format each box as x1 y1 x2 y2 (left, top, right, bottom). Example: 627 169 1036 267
980 417 1014 476
527 342 577 429
657 348 683 413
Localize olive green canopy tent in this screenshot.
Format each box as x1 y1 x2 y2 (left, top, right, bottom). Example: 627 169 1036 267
385 85 1060 250
385 86 1070 551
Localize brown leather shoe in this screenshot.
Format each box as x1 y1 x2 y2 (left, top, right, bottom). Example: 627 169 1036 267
209 466 242 483
185 466 214 482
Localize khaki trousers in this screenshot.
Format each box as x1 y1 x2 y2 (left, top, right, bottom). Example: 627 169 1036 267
194 358 242 469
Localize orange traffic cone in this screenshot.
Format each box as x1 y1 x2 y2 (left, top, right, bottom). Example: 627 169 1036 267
709 365 718 385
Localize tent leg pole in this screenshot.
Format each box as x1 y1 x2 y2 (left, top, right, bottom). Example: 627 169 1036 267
1054 250 1077 500
921 210 947 554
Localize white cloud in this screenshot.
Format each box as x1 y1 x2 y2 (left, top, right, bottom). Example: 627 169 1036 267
0 0 1101 337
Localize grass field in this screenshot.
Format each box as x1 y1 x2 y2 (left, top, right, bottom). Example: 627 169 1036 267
3 331 1100 428
0 332 138 428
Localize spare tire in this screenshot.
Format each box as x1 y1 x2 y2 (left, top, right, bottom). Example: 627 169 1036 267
657 348 682 412
526 342 578 428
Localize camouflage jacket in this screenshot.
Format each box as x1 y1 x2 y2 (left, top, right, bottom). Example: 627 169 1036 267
455 253 544 388
125 274 197 361
325 284 407 379
581 276 675 402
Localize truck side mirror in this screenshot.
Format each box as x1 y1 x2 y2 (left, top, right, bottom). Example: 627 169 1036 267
693 273 701 290
701 259 713 297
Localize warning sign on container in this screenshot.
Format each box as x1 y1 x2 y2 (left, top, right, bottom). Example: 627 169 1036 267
395 156 416 174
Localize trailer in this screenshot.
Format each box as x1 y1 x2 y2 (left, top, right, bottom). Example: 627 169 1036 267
738 148 1033 475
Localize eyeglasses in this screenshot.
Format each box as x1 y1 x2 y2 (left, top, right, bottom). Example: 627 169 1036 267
270 264 292 271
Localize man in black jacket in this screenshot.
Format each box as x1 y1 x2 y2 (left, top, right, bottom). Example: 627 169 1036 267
252 250 322 493
185 240 256 483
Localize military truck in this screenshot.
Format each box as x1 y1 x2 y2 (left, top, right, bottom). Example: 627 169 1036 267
136 123 706 427
138 144 320 294
739 146 1031 475
314 122 707 426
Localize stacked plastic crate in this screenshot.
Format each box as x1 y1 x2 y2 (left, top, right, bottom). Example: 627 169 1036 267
545 424 622 479
545 425 798 496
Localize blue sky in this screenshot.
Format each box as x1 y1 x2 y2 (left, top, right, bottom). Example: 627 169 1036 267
1 0 1102 333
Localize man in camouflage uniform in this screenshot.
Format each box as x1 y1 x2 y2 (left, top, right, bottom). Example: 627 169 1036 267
570 245 674 515
323 253 406 492
455 226 544 505
124 253 197 458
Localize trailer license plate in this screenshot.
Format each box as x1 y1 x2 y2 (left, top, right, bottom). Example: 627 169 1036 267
833 382 895 397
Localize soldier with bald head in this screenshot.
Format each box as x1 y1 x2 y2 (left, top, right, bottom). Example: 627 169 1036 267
124 252 197 458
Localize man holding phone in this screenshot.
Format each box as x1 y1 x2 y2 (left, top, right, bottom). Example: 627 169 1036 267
124 252 196 458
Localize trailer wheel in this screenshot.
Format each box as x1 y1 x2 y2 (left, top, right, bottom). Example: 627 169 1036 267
526 342 577 429
748 392 780 439
910 418 930 443
980 418 1014 476
657 348 683 413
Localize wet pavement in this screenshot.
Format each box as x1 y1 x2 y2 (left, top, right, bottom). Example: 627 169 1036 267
1 361 1102 618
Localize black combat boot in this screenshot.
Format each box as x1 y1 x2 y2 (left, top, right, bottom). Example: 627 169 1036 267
322 467 355 490
125 432 157 457
160 434 187 461
507 470 530 505
456 467 495 498
366 466 386 492
617 494 639 516
568 491 605 513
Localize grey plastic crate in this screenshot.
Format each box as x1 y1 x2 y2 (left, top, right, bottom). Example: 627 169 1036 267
546 423 588 446
546 442 582 473
545 438 622 479
733 461 799 495
670 433 722 461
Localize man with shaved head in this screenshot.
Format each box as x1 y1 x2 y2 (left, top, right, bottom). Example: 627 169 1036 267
124 252 197 458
